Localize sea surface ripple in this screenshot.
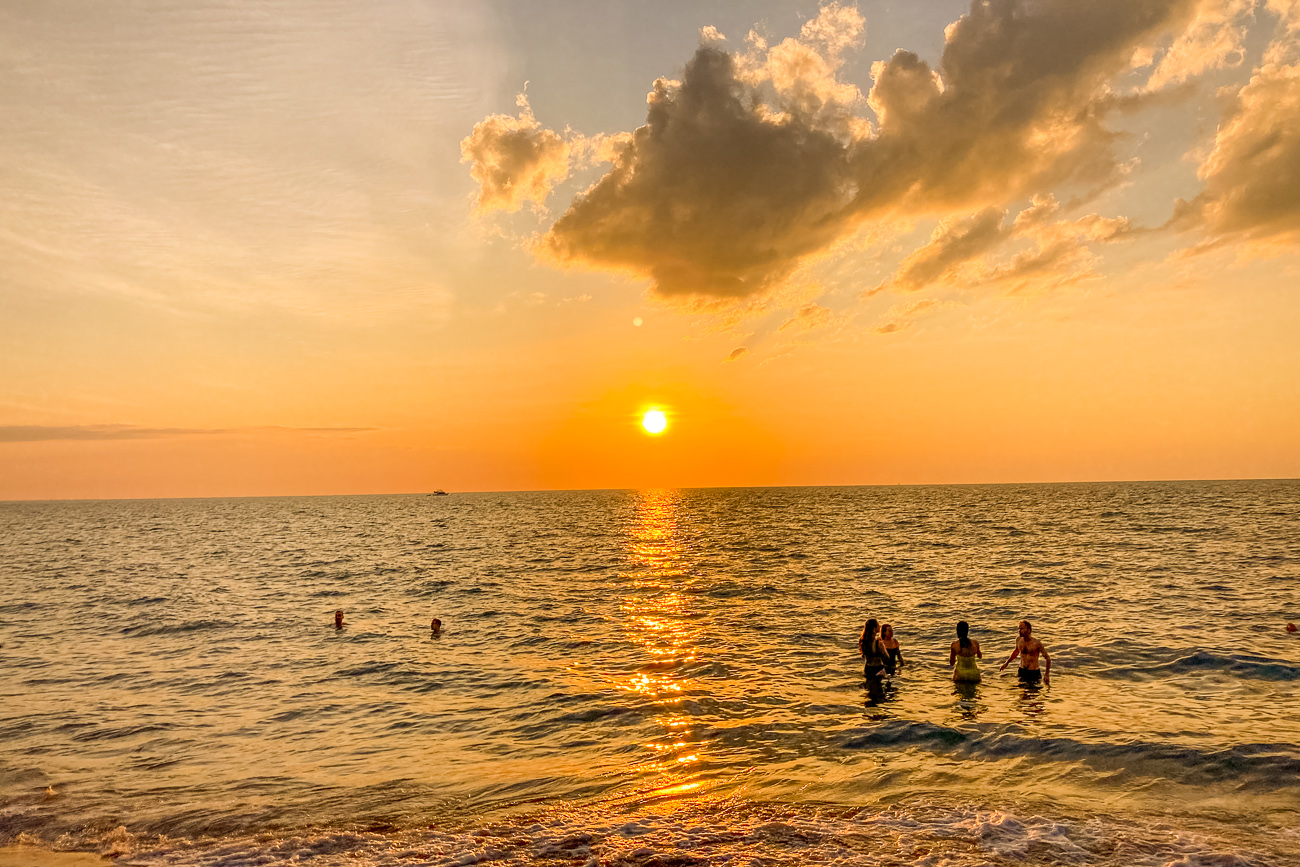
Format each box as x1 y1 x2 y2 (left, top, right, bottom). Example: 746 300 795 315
1 481 1298 866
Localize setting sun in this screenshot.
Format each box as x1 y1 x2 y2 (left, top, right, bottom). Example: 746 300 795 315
641 409 668 435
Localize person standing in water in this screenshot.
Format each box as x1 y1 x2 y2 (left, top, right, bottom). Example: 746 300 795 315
950 621 981 682
881 623 904 674
859 618 888 701
334 609 345 630
999 619 1051 685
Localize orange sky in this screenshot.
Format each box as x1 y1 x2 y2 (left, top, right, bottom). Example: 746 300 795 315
2 1 1298 499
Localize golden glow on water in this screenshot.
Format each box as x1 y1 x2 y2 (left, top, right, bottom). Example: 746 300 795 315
619 489 707 781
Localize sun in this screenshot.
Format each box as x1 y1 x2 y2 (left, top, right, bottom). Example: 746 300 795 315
641 408 668 435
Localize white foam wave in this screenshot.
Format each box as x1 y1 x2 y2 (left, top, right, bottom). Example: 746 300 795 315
67 797 1281 867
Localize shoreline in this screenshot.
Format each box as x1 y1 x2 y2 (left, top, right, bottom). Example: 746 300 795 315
0 847 109 867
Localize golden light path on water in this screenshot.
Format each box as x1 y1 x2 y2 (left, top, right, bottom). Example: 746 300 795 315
619 490 705 796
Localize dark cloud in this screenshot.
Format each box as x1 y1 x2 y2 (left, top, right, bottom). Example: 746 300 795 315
468 1 1207 300
854 0 1210 218
545 43 862 297
724 347 749 362
1189 62 1300 242
0 425 377 443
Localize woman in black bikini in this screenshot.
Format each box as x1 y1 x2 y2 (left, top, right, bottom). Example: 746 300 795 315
859 618 888 702
880 623 904 674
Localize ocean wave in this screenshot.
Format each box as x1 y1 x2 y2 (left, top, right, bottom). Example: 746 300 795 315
10 796 1285 867
841 721 1300 790
119 619 231 638
1094 650 1300 682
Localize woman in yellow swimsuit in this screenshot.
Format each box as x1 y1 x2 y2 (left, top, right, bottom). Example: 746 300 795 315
949 620 981 682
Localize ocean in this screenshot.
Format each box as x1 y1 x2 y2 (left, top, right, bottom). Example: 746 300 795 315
1 481 1298 866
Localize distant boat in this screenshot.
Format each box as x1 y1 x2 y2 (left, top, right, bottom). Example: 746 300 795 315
432 490 449 496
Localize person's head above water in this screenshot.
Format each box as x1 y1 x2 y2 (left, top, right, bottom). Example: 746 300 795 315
334 609 344 629
860 618 879 646
1019 620 1032 638
431 618 442 633
882 624 894 642
957 620 971 648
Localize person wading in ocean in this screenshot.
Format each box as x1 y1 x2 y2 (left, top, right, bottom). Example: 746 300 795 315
334 609 345 630
950 621 981 682
859 618 888 702
881 623 904 674
999 620 1051 685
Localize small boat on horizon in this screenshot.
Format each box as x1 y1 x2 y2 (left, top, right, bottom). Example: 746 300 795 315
432 489 449 496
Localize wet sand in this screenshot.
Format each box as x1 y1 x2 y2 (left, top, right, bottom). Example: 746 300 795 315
0 847 108 867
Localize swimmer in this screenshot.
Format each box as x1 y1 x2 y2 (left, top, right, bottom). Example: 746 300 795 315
1288 622 1297 633
999 620 1051 685
334 609 344 630
950 621 981 682
431 617 442 635
881 623 904 674
859 618 888 702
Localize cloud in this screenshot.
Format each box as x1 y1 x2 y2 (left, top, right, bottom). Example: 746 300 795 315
855 0 1200 216
461 93 571 214
1181 19 1300 245
1140 0 1253 91
724 346 749 362
872 298 957 334
777 303 835 333
544 15 868 297
874 196 1136 294
471 1 1218 300
0 425 377 443
880 207 1010 293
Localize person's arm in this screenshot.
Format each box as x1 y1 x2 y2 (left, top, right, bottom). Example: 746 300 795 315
974 640 982 659
1041 644 1051 684
897 644 905 667
948 641 957 666
999 639 1021 671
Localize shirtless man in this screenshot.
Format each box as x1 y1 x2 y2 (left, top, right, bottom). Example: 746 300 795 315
999 620 1051 685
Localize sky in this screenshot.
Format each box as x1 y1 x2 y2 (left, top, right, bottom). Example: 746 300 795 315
2 0 1298 499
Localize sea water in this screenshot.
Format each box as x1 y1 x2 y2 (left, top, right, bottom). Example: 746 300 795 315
1 482 1298 866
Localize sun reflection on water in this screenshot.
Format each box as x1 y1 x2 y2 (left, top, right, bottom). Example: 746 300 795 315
618 489 709 785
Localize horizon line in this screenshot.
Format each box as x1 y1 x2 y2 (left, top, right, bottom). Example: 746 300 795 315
3 476 1297 504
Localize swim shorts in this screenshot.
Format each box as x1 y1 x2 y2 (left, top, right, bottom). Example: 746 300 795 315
1018 667 1042 684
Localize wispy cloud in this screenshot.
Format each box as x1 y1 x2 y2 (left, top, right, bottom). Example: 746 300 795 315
777 303 836 334
0 425 378 443
872 298 960 334
872 196 1136 296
